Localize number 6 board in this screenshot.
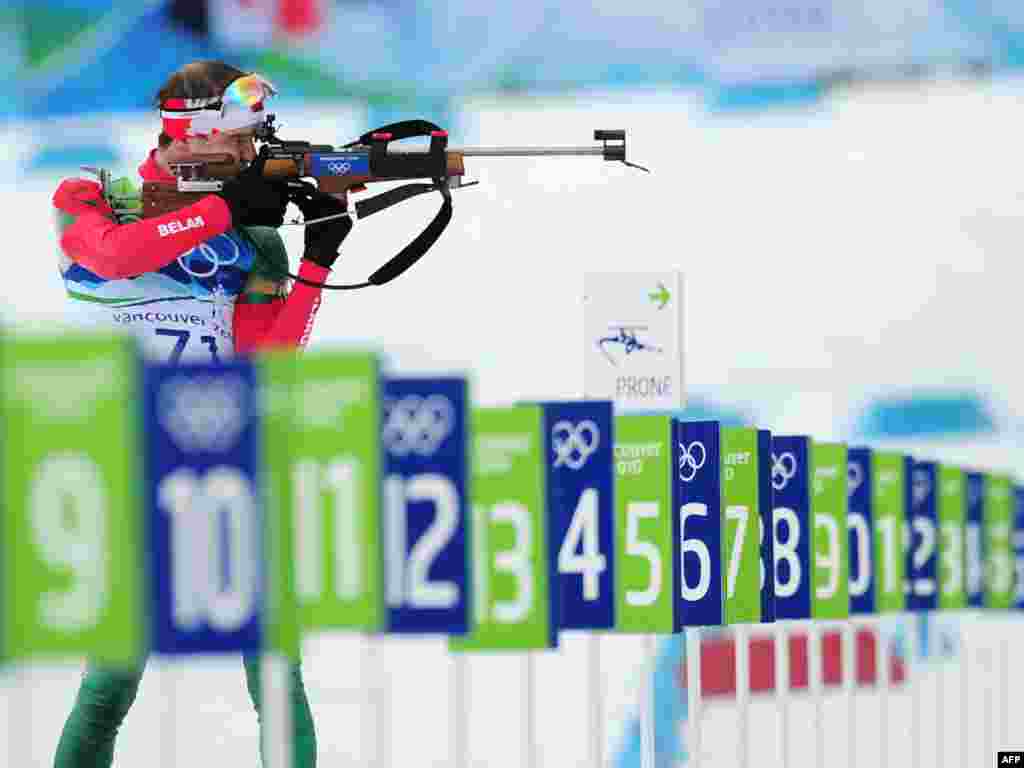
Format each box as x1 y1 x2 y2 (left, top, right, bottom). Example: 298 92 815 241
1 335 145 664
674 421 773 627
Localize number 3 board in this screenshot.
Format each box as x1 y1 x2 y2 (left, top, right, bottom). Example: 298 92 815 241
451 405 557 651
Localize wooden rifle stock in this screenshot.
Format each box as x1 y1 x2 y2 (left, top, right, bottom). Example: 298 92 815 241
141 151 466 218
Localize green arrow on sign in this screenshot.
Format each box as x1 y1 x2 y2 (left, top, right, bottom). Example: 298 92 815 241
648 281 670 309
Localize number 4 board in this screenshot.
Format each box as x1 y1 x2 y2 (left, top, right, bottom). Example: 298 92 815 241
541 400 616 630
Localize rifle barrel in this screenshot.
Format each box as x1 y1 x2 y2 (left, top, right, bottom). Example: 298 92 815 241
388 146 605 158
458 146 605 157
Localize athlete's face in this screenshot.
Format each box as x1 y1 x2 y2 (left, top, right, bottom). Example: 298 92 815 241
164 127 257 168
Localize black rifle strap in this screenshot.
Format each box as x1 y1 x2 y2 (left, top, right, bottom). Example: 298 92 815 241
281 120 452 290
367 183 451 286
344 119 444 147
284 179 452 291
355 182 438 220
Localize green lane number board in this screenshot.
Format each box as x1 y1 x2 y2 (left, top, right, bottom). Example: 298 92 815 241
612 414 674 633
282 350 384 632
722 427 766 624
451 406 555 650
259 351 300 658
1 334 145 664
938 465 967 610
873 452 906 613
985 474 1014 609
812 442 849 619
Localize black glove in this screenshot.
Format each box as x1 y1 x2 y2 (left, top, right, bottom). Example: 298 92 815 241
291 182 353 269
216 153 289 229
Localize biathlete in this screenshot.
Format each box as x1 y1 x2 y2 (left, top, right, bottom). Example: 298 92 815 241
50 59 347 767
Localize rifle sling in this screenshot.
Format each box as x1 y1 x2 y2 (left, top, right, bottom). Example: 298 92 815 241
289 179 452 290
365 182 452 286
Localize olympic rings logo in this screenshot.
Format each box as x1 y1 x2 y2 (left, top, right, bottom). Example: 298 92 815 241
772 451 798 490
382 395 455 457
551 420 600 470
327 161 352 175
912 469 932 507
177 235 240 278
847 461 864 495
678 441 706 482
159 374 247 454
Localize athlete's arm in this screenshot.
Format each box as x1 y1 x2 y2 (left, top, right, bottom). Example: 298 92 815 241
54 178 232 280
232 192 350 353
233 260 329 353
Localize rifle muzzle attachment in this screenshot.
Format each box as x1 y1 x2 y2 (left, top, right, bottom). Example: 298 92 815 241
595 129 649 173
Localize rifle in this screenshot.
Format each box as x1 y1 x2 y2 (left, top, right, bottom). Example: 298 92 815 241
142 117 649 289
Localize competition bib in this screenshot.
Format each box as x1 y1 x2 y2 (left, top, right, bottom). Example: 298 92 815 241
63 231 256 362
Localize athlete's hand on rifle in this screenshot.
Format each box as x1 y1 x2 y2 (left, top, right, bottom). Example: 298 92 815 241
290 182 353 269
216 153 290 229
